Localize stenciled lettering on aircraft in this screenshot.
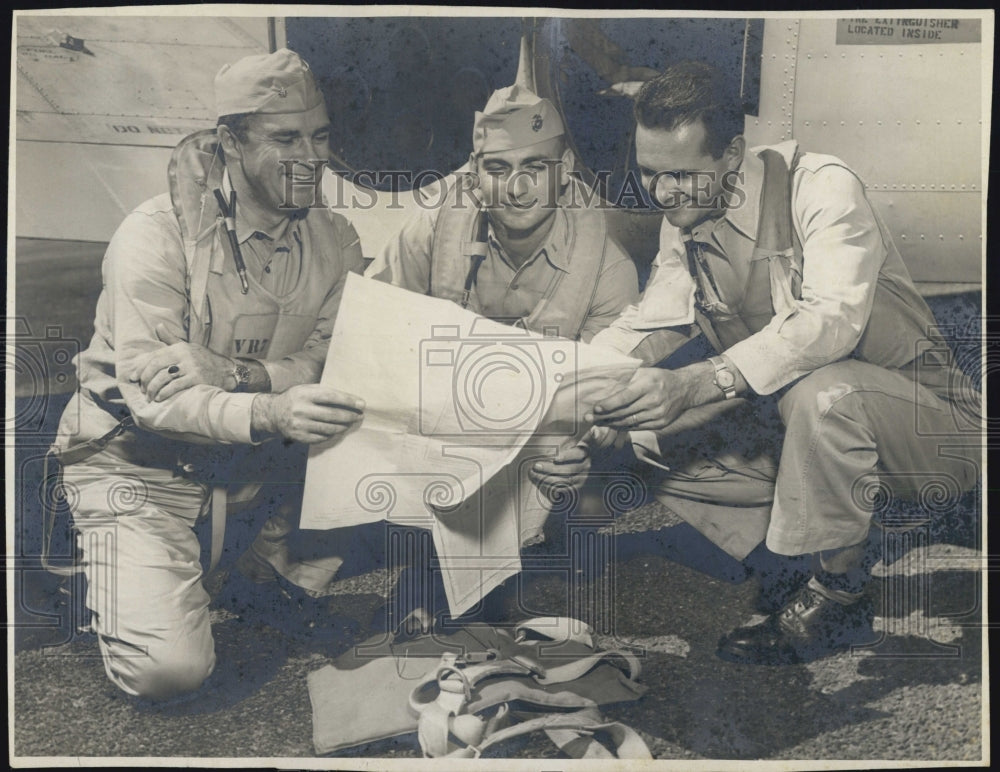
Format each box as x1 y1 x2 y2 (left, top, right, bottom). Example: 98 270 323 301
108 123 198 135
836 18 982 45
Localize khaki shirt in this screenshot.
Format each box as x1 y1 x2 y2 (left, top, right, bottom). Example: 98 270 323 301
593 140 928 394
366 200 639 343
73 193 362 445
225 171 304 298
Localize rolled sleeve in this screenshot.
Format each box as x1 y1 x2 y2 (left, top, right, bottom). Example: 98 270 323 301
122 383 259 445
725 165 886 394
261 357 315 396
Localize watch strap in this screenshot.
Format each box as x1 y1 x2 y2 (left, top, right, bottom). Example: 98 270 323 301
708 355 737 400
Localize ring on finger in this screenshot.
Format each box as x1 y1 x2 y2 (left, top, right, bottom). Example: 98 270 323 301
168 365 181 377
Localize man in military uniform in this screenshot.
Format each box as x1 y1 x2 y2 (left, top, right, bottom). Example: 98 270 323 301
366 83 638 344
367 83 640 498
364 84 641 628
570 61 980 664
53 49 367 699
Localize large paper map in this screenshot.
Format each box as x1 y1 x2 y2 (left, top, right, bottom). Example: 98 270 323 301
301 273 639 612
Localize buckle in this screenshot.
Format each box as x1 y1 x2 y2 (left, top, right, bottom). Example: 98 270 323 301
459 648 499 664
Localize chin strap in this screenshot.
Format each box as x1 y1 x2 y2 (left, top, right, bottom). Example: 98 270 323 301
460 207 489 309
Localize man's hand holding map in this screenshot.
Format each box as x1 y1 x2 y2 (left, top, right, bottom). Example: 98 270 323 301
301 273 640 613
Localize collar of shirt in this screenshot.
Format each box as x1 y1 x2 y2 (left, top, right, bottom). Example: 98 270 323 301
486 207 571 273
688 147 763 249
720 139 801 242
221 168 298 245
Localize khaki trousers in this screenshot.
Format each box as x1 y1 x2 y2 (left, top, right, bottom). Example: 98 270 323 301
62 450 215 700
61 442 351 700
650 360 980 559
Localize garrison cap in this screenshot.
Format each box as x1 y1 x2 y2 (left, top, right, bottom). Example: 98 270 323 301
214 48 325 118
472 84 565 155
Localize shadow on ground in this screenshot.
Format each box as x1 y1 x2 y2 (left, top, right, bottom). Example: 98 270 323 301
13 515 983 760
10 377 984 760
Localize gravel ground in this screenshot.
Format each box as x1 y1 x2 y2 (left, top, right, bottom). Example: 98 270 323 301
13 243 984 765
11 510 986 765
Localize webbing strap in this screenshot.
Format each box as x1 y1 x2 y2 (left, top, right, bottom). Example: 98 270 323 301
462 208 488 260
694 306 725 354
410 615 651 759
49 415 135 467
462 241 488 259
543 717 653 760
41 415 136 577
209 485 227 573
756 148 794 254
547 726 615 759
40 449 81 577
684 149 802 353
459 207 489 309
435 707 653 759
408 659 535 717
417 700 455 758
755 149 802 319
680 234 726 354
513 616 594 648
480 706 603 752
535 649 642 686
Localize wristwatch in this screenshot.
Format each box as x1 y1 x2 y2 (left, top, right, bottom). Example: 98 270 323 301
708 356 737 400
231 360 252 393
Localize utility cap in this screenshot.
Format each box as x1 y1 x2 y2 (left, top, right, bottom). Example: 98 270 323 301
215 48 324 118
472 84 565 155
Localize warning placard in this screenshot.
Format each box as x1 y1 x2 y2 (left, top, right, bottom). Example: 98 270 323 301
837 18 981 45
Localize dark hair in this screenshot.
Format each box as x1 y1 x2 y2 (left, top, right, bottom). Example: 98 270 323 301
634 61 744 159
216 112 253 143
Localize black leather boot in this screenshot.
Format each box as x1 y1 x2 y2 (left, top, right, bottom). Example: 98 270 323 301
717 581 876 665
742 544 814 614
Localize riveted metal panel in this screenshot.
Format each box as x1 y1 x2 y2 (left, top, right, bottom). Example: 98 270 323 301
743 17 983 286
15 16 268 147
793 19 981 188
869 191 982 283
14 15 270 242
743 17 800 147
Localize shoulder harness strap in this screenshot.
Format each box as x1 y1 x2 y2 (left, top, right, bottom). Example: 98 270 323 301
407 616 650 759
755 148 803 316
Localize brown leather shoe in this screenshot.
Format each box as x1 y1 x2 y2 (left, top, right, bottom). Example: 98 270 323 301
717 583 875 665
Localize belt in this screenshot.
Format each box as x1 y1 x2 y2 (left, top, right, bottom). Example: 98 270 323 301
84 390 252 476
45 391 241 576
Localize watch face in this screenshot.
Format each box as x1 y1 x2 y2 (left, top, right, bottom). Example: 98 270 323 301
234 364 251 390
718 369 736 389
